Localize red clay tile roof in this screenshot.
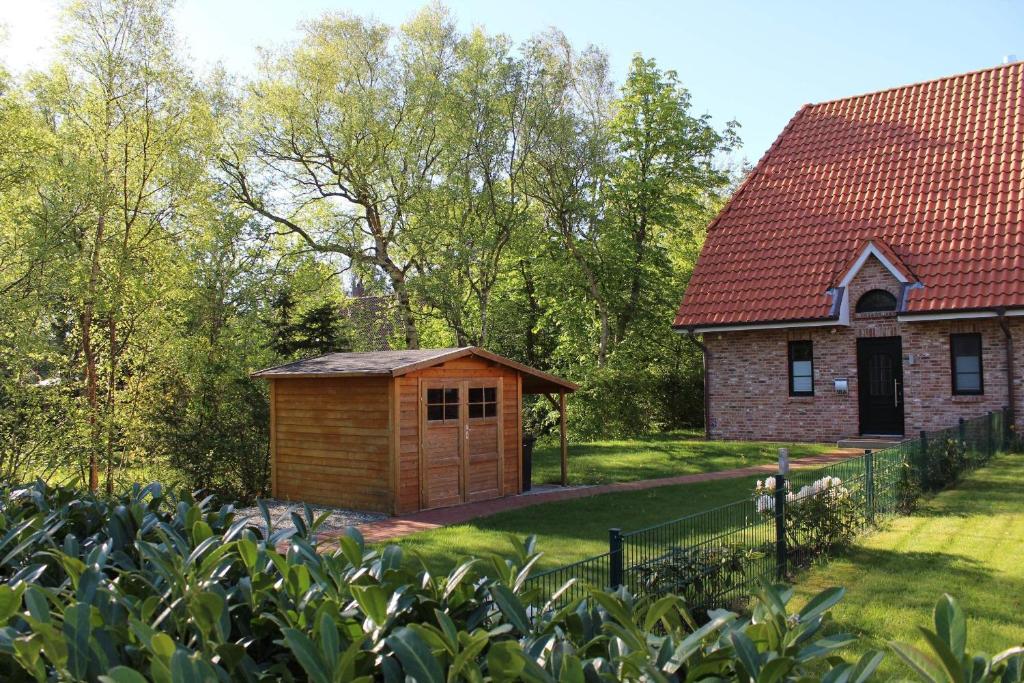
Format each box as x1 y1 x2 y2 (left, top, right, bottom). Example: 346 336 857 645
674 62 1024 329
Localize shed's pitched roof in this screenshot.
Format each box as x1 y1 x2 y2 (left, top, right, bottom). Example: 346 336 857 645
252 346 578 393
674 61 1024 329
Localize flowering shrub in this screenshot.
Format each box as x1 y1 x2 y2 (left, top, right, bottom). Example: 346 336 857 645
754 475 862 565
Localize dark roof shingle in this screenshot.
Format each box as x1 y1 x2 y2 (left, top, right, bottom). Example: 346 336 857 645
253 348 461 377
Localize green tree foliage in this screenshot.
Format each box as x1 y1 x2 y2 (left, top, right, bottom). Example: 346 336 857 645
269 292 353 358
221 7 464 350
23 0 215 492
0 0 742 494
222 16 739 438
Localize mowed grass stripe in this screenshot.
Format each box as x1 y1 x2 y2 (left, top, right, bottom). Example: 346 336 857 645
792 454 1024 679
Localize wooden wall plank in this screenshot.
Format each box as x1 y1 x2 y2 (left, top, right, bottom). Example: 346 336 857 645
496 377 505 495
270 377 390 510
389 377 400 514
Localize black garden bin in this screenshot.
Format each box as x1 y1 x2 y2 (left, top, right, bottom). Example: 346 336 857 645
522 433 536 492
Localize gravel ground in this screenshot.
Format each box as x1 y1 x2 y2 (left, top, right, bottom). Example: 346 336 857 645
236 499 388 535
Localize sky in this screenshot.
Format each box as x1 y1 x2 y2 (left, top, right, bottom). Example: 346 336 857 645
1 0 1021 163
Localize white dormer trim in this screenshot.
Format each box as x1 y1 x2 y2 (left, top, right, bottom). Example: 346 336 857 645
835 243 913 324
837 242 911 289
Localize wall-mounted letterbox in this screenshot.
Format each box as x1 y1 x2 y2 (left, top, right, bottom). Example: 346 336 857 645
834 378 849 394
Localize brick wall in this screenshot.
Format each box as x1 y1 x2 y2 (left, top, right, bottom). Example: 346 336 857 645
703 256 1024 442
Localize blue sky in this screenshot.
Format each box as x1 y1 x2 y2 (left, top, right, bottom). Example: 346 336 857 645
2 0 1021 162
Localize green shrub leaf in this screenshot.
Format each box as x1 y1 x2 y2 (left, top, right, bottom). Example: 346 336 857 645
730 630 762 680
488 583 531 633
99 666 150 683
934 594 968 662
890 641 951 683
281 627 331 683
798 586 845 624
919 627 967 683
62 602 92 679
350 584 388 627
386 626 445 683
0 583 24 624
487 640 526 679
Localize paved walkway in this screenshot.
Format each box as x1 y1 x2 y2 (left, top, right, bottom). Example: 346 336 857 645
321 450 858 546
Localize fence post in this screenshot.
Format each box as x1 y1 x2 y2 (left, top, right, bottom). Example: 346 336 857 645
958 417 966 451
1004 405 1012 451
864 449 875 524
987 411 994 458
608 528 623 589
774 473 787 580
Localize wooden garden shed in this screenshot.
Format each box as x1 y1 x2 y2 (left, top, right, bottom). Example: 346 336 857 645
253 347 577 514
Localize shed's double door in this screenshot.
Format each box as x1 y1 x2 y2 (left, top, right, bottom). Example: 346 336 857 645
421 379 503 509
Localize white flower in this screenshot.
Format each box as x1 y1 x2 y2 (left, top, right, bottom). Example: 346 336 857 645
756 495 775 513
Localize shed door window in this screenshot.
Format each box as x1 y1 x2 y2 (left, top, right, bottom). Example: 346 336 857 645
468 387 497 419
788 341 814 396
426 387 459 421
951 334 983 395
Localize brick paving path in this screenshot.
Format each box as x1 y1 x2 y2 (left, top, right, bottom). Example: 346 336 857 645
318 450 858 547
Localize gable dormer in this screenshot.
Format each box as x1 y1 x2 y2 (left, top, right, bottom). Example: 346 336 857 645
831 239 918 325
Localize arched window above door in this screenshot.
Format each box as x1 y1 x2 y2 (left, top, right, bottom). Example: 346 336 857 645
856 289 898 313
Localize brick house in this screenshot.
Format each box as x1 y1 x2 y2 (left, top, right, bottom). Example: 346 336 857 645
674 63 1024 443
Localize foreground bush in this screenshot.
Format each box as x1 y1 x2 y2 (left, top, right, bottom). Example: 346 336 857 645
0 481 1020 681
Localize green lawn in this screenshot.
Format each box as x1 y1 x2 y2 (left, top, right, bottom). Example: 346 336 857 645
396 472 769 574
531 431 837 485
792 454 1024 679
397 433 840 574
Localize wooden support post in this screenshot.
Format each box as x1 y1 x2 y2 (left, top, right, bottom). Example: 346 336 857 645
544 392 570 487
559 390 568 487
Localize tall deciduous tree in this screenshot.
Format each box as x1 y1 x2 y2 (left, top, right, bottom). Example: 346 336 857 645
412 30 539 346
30 0 210 492
523 30 617 366
221 7 462 349
608 56 738 343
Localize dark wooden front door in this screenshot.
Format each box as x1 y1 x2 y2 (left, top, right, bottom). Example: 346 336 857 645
856 337 905 435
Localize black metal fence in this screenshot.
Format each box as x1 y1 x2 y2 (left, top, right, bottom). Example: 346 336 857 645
526 409 1012 610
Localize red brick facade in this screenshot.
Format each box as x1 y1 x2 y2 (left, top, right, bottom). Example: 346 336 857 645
704 256 1023 442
